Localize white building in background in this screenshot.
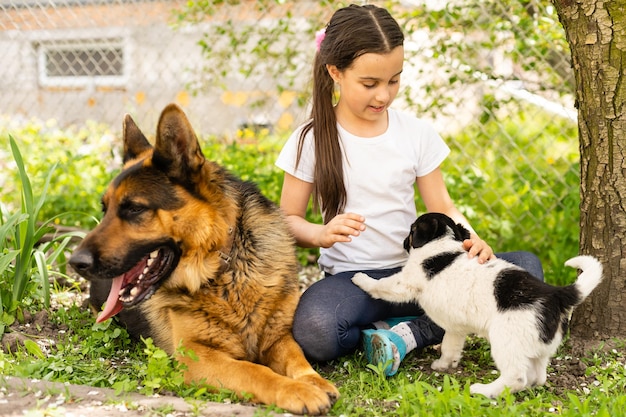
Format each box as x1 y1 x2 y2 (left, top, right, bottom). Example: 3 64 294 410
0 0 574 136
0 0 311 136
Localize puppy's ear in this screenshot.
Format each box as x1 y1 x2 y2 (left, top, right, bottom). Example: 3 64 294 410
409 216 444 249
453 222 472 241
438 212 471 242
404 223 416 252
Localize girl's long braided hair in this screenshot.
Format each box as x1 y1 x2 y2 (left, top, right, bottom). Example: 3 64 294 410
296 4 404 222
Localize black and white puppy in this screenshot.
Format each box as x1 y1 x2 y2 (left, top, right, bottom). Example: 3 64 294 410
352 212 603 398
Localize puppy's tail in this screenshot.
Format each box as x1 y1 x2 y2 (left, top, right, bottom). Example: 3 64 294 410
564 255 603 301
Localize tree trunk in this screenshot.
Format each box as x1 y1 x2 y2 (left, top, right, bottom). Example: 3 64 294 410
553 0 626 339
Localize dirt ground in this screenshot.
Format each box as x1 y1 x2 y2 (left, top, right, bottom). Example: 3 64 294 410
1 375 277 417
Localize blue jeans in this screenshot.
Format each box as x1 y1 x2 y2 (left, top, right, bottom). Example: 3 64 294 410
292 251 544 362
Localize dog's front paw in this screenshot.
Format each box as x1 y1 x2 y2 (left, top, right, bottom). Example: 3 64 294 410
351 272 377 292
297 373 340 403
276 380 336 415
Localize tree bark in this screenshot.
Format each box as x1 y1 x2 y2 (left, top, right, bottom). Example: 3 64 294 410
553 0 626 339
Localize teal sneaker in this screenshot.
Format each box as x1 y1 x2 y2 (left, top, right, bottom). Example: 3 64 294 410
362 329 407 376
380 316 419 329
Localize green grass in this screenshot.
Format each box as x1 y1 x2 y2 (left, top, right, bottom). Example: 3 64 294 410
2 300 625 416
329 340 626 416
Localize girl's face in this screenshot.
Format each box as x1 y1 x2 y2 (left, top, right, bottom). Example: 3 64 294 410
327 46 404 136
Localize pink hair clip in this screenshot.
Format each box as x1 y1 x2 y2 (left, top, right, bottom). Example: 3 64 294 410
315 28 326 52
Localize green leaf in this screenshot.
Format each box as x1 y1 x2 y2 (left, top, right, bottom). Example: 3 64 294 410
0 249 20 273
23 339 45 359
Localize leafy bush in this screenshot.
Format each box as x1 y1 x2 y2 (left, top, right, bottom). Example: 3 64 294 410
1 110 579 287
440 104 580 285
0 117 117 227
201 128 285 204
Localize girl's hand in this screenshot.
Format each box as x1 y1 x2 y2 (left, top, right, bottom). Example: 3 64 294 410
462 235 495 264
317 213 366 248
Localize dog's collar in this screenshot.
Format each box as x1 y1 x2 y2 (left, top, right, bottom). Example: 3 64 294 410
216 226 234 274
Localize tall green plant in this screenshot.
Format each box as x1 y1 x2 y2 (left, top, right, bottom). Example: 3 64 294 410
0 137 84 334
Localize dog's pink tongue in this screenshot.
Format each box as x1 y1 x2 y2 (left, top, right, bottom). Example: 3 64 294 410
96 275 124 323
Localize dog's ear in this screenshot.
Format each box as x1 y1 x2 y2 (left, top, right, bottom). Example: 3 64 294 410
453 222 472 241
404 223 416 252
122 114 152 164
152 103 206 181
408 215 443 249
436 213 471 242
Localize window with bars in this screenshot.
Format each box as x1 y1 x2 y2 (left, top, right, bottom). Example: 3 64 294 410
37 38 127 87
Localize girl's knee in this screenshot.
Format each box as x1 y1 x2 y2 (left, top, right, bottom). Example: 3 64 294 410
293 307 338 361
293 323 339 362
497 251 544 281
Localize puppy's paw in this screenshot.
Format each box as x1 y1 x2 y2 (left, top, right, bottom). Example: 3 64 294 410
351 273 377 292
431 358 452 371
470 382 502 399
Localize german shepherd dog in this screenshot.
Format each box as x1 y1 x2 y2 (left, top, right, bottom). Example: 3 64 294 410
69 104 339 414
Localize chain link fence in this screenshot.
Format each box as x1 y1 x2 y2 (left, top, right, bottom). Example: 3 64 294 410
0 0 579 278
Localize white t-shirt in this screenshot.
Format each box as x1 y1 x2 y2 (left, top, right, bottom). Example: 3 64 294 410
276 108 450 275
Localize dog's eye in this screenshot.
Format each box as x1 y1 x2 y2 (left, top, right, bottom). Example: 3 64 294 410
119 201 148 220
128 206 145 214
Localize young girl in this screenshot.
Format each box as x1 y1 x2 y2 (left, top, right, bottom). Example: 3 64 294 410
275 4 544 377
